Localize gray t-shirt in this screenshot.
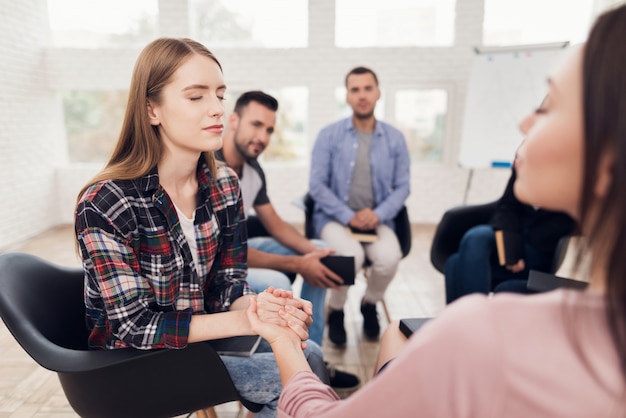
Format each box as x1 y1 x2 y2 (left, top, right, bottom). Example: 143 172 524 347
348 130 375 211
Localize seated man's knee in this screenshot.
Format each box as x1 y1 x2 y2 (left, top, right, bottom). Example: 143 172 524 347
247 268 292 294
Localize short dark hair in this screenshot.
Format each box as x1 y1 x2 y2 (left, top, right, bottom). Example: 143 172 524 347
233 91 278 115
345 66 379 87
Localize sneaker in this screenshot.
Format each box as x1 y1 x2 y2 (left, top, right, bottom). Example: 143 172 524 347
327 309 347 347
360 300 380 340
326 362 360 397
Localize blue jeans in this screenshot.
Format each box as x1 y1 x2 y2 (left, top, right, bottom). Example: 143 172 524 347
444 225 553 304
221 338 324 418
246 237 327 346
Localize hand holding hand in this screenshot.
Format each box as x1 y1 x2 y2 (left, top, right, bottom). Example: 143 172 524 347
247 296 309 345
255 287 314 335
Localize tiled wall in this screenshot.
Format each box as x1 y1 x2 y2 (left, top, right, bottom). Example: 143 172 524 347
1 0 515 250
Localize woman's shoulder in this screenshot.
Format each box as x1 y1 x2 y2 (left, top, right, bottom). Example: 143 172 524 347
208 164 241 209
415 291 578 348
214 164 239 192
439 290 574 323
75 178 144 235
79 178 139 208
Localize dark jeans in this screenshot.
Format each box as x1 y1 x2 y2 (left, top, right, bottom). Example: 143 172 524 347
444 225 553 304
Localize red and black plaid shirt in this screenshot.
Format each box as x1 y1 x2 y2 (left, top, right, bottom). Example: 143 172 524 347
75 161 251 350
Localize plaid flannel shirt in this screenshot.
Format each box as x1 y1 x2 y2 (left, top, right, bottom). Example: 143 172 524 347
75 160 251 350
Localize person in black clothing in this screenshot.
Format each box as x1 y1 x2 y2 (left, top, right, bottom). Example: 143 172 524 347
444 165 575 304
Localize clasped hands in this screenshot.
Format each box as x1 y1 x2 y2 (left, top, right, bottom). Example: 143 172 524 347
248 286 312 347
349 208 379 231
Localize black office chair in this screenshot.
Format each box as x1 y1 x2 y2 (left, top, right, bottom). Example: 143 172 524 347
429 201 572 291
0 252 262 418
302 193 412 321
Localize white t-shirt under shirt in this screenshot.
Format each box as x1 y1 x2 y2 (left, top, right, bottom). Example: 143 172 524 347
173 204 199 268
239 160 268 218
214 150 269 219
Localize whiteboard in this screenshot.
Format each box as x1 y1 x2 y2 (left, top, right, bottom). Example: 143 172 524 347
458 44 568 169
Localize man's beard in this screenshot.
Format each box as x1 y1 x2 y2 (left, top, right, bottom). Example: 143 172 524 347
235 140 258 160
234 130 262 160
353 110 374 120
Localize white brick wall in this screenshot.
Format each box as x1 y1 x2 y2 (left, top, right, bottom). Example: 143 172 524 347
0 0 67 250
0 0 549 249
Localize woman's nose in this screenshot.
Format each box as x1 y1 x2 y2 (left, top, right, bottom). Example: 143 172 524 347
518 112 535 135
208 96 224 118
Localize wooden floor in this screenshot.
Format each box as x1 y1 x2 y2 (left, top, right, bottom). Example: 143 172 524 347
0 224 445 417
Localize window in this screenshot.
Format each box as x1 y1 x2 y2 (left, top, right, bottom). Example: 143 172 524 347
63 90 128 163
64 87 308 163
335 0 455 47
189 0 308 48
483 0 594 46
395 89 447 162
46 0 158 48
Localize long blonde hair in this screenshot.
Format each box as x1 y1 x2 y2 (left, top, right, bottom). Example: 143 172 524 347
76 38 222 203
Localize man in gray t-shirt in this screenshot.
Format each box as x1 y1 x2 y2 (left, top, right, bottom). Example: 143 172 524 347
220 91 361 392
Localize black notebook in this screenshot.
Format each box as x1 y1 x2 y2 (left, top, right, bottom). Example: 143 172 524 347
207 335 262 357
527 270 588 292
348 226 378 243
321 255 356 285
399 317 432 338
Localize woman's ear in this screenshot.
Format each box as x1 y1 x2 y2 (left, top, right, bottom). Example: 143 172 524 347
147 101 160 126
594 149 615 198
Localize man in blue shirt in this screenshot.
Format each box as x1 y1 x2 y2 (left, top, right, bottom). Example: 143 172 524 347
309 67 411 346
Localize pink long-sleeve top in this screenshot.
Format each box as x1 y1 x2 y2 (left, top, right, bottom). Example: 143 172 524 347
279 290 624 417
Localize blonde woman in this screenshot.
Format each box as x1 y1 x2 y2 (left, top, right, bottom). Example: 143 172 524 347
75 38 320 418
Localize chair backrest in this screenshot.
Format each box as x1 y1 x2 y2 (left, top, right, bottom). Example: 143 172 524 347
303 193 412 259
430 201 498 273
0 252 89 368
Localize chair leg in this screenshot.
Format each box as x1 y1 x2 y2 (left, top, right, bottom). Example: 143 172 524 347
235 402 256 418
195 407 218 418
380 298 392 324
